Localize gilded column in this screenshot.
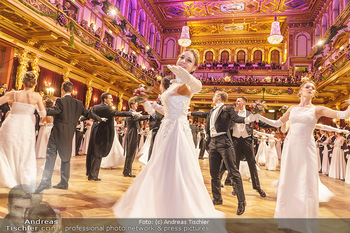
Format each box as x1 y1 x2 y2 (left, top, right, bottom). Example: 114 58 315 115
15 49 30 90
118 93 124 111
31 55 40 78
85 79 93 108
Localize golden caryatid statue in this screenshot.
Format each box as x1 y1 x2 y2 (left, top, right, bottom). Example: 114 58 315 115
118 93 124 111
85 79 93 108
62 68 71 83
31 55 40 79
15 49 30 90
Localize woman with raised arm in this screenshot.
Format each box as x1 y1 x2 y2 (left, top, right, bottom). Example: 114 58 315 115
257 80 350 233
0 71 46 191
113 49 225 223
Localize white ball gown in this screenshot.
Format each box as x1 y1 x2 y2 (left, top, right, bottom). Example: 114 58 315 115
81 121 92 154
113 83 225 221
35 122 53 158
328 137 346 180
0 102 37 189
255 134 267 165
265 135 278 171
101 124 125 168
274 106 331 233
137 130 152 165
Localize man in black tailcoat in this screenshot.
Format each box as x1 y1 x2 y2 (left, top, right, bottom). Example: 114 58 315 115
86 92 134 181
317 130 327 172
123 100 149 177
147 110 163 161
36 81 102 192
231 96 266 197
191 91 256 215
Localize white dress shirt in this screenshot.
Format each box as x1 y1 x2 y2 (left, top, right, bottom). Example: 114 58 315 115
232 109 249 138
210 103 226 137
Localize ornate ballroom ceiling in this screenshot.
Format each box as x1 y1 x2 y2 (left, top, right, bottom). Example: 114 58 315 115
146 0 325 31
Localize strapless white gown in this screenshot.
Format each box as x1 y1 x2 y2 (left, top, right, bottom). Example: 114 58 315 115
113 83 225 221
0 102 37 190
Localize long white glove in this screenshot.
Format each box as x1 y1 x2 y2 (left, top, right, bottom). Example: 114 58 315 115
244 114 258 124
142 101 155 115
258 115 283 128
336 104 350 119
167 65 202 93
149 101 164 115
38 109 47 118
316 124 338 132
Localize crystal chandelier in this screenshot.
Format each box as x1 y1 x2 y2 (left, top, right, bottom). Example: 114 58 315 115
178 26 191 47
268 16 283 44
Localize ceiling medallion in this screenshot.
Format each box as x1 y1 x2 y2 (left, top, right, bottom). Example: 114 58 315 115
267 16 283 44
178 26 191 47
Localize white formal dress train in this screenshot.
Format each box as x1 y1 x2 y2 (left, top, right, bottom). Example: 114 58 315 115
113 83 225 221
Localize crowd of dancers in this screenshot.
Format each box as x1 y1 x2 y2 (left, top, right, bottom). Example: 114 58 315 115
0 49 350 233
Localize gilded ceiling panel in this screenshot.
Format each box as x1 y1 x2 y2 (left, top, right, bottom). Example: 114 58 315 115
157 0 308 20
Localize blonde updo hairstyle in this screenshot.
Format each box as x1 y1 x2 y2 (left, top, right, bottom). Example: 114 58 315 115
297 80 318 99
22 71 37 88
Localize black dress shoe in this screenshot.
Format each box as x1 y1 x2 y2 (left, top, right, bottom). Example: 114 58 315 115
35 183 51 193
123 173 136 177
257 189 266 197
88 176 101 181
236 201 246 215
224 179 232 186
53 183 68 190
212 199 223 205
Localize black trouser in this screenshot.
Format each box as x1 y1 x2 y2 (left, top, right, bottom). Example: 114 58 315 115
319 146 324 172
87 155 102 179
148 129 158 161
75 131 84 155
199 139 207 159
41 134 70 187
123 135 140 175
232 136 261 190
209 134 245 203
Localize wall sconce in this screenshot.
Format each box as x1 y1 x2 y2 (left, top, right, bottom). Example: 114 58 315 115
44 81 54 96
72 90 77 95
93 97 98 102
46 87 55 96
122 106 126 110
112 106 116 110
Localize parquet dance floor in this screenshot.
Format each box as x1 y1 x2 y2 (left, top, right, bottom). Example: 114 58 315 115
0 156 350 232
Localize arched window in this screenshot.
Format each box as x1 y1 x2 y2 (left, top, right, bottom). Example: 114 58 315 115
253 50 262 63
333 0 340 21
138 12 146 36
322 15 328 36
220 51 229 62
148 25 155 47
155 33 160 54
205 51 213 62
163 39 176 58
237 50 245 63
315 27 321 44
296 35 307 57
127 0 136 27
271 50 280 64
